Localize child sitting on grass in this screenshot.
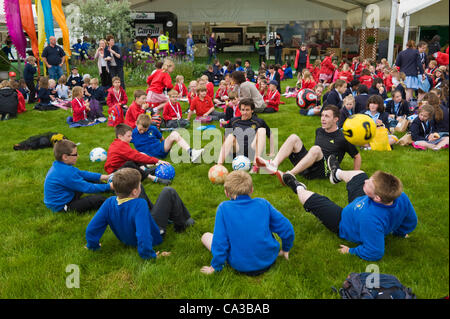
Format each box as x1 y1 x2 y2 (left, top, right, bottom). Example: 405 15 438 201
56 75 69 100
124 90 150 128
104 123 172 185
71 86 94 125
410 104 449 151
174 75 188 98
263 80 281 113
132 114 203 162
200 170 294 275
162 90 190 128
338 95 356 128
44 139 112 213
85 167 194 258
187 85 225 121
213 80 229 108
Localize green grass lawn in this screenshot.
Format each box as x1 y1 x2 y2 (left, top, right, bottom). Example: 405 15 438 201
0 79 448 299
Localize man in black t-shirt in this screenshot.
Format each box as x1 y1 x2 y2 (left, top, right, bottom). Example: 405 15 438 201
217 98 273 174
256 105 361 184
42 36 66 81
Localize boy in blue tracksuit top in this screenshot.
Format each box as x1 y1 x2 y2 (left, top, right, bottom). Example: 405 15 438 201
283 155 417 261
85 168 171 259
200 170 295 275
44 140 112 213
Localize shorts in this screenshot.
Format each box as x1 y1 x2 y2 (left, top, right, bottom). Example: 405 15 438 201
235 260 275 277
303 172 368 234
289 145 328 180
145 142 170 159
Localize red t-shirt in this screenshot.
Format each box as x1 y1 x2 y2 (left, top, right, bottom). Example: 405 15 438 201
16 90 26 113
107 87 128 108
301 79 317 90
149 71 173 94
359 75 373 88
124 101 146 128
337 71 353 83
163 100 183 121
215 88 228 100
104 139 159 174
71 98 87 122
206 82 214 99
190 95 214 117
174 83 188 97
264 89 281 112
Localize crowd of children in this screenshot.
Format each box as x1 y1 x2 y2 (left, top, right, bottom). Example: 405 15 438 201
3 36 446 281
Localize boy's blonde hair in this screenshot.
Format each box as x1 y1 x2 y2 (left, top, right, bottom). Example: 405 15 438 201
72 86 83 98
188 80 197 90
136 113 152 128
111 76 121 84
343 95 355 106
112 168 142 199
168 89 178 97
162 58 175 71
224 170 253 199
175 75 184 82
228 91 238 100
371 171 403 204
48 79 56 87
26 56 36 64
196 85 207 94
90 78 99 85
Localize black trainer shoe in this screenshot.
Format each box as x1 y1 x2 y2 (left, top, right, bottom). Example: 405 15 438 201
155 177 172 185
282 172 307 194
175 218 195 233
327 154 341 184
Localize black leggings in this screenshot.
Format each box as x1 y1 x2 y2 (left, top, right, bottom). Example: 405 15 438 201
65 192 107 213
303 173 368 234
150 187 191 232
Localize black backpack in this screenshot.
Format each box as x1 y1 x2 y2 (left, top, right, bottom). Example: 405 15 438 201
335 272 416 299
0 87 18 116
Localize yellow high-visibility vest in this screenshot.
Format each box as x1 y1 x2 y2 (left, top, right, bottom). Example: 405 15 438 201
158 35 169 51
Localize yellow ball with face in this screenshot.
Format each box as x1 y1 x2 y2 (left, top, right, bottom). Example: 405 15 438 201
342 114 377 146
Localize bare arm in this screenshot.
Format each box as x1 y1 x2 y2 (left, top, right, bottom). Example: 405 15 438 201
353 153 362 170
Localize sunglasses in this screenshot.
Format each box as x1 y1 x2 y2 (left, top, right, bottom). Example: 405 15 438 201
67 153 78 157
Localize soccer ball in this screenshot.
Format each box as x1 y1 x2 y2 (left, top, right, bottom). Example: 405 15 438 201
155 163 176 180
296 89 317 109
89 147 107 162
208 165 229 184
232 155 251 171
342 114 377 146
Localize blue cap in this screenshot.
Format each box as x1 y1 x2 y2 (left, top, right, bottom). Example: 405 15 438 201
269 80 278 86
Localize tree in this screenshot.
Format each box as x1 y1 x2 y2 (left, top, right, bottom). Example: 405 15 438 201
74 0 132 42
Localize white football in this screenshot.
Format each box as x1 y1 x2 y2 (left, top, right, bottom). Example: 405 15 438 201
89 147 107 162
232 155 251 171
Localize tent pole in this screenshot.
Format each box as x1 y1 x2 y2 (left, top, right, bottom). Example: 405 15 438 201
266 21 270 61
340 20 346 49
388 0 399 66
402 14 410 50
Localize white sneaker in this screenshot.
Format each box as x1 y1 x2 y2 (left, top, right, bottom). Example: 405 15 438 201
190 148 204 163
255 156 278 175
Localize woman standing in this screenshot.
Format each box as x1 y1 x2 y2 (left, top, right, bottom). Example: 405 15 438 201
186 33 195 62
207 32 216 64
395 40 424 101
94 39 112 88
258 35 267 65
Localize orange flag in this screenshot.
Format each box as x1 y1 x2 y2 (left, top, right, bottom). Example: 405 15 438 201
18 0 40 73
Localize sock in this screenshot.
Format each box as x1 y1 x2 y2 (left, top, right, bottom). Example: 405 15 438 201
336 169 343 181
153 177 158 183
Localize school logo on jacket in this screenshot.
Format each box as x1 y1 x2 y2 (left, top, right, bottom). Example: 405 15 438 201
355 201 365 210
330 139 335 144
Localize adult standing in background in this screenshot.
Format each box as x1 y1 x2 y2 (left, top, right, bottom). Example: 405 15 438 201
186 33 195 62
41 36 66 82
395 40 424 101
258 35 267 65
207 32 217 64
94 39 112 88
274 33 283 65
428 35 441 56
104 35 125 89
158 30 169 56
